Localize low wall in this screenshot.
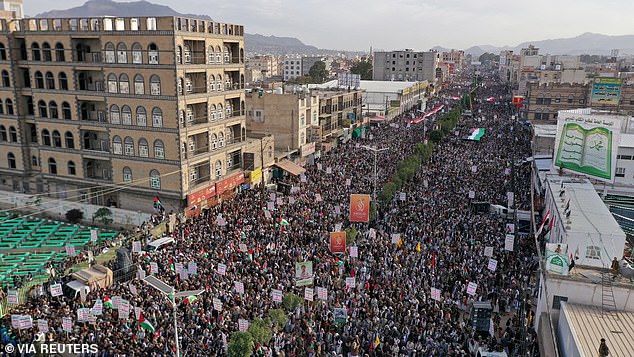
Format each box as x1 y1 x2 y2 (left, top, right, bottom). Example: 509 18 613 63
0 191 151 227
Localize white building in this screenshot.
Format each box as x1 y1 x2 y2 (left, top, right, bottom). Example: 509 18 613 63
283 56 302 81
543 177 626 269
372 49 440 82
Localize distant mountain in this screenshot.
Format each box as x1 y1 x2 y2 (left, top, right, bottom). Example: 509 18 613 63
458 33 634 56
35 0 345 56
36 0 210 20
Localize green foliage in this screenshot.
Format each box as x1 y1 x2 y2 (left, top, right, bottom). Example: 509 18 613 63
342 118 352 128
379 182 397 204
268 309 288 332
345 227 358 245
478 52 500 64
282 292 303 311
93 207 113 225
369 202 377 222
248 318 272 346
429 130 444 144
309 61 328 83
65 208 84 224
350 59 373 80
228 331 254 357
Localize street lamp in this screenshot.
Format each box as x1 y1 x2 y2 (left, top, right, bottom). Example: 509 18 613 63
143 275 204 357
360 145 388 203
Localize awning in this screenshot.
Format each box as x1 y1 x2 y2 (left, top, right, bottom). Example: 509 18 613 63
273 160 306 176
369 116 386 121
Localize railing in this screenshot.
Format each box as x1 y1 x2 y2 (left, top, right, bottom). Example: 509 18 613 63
74 52 101 63
184 86 207 95
191 147 209 155
191 175 211 186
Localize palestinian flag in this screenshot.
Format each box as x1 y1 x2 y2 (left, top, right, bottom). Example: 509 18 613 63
536 210 551 237
280 218 290 226
169 260 174 271
184 295 198 304
200 251 208 259
486 97 495 102
467 128 485 141
247 250 254 261
104 296 114 309
139 312 155 332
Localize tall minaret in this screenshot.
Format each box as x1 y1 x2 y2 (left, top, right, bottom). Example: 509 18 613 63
0 0 23 19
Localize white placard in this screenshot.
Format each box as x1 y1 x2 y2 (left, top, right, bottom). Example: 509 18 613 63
468 190 475 199
484 246 494 257
304 287 314 301
174 262 184 273
7 289 18 304
90 229 98 242
399 192 406 201
345 277 356 289
217 263 227 275
77 308 89 322
235 281 244 294
38 319 49 333
272 289 283 303
467 282 478 296
62 317 72 332
391 233 401 244
471 165 477 173
431 287 441 301
65 244 76 257
50 284 63 297
505 234 515 251
132 241 142 253
91 300 103 316
188 261 197 275
326 167 332 174
334 223 342 232
238 319 249 331
317 287 328 301
213 298 222 311
345 178 351 186
129 283 138 296
349 246 358 258
18 315 32 329
150 262 158 274
315 194 322 202
488 258 498 272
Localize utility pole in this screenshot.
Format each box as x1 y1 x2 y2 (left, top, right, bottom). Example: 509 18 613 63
361 145 388 203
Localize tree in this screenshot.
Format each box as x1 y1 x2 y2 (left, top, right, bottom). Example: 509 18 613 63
93 207 113 225
309 61 327 83
345 227 358 245
429 130 444 144
268 309 288 332
65 208 84 224
228 331 254 357
282 292 303 311
351 59 373 80
247 318 272 346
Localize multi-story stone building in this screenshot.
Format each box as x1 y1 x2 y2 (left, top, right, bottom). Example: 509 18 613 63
0 15 273 213
245 54 278 82
525 82 634 124
372 49 439 82
283 55 302 81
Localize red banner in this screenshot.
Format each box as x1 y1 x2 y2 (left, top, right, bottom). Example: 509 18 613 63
216 173 245 195
188 185 216 206
330 232 347 254
349 194 370 222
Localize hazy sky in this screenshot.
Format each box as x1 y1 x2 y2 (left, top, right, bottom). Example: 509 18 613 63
25 0 634 51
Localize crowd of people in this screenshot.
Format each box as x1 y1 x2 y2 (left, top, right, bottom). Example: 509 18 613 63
1 70 539 356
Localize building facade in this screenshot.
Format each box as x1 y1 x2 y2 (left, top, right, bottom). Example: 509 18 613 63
283 55 302 81
245 91 319 153
372 49 439 82
0 16 273 213
245 54 278 83
525 83 634 124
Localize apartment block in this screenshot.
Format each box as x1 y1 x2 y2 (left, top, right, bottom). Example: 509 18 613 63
525 82 634 124
283 55 302 81
372 49 440 82
0 16 273 213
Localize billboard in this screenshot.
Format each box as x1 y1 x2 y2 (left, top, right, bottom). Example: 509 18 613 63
349 194 370 222
329 231 347 254
554 110 622 182
337 72 361 89
591 78 622 106
295 261 314 286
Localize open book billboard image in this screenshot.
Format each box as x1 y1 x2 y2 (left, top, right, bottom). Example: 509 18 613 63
554 109 622 182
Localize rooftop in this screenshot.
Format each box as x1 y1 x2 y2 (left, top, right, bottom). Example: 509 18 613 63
560 302 634 357
546 177 625 238
359 80 421 93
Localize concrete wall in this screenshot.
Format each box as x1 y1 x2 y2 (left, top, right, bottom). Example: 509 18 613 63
0 191 151 226
557 304 582 357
